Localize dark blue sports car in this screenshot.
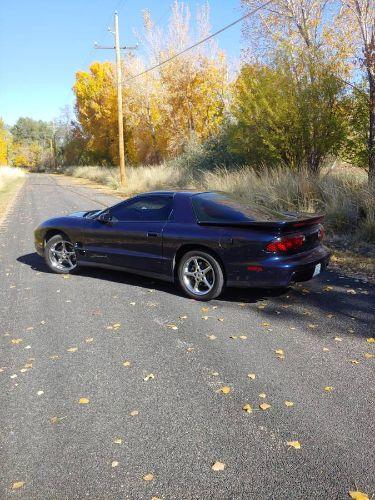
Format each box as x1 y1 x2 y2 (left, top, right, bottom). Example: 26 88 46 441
34 190 330 300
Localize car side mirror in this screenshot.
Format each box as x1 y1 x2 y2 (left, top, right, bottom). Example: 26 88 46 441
97 211 112 223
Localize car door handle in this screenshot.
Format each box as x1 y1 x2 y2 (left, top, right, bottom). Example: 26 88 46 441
147 232 160 238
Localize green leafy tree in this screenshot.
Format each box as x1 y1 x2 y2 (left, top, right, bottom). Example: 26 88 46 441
342 83 370 169
229 51 347 172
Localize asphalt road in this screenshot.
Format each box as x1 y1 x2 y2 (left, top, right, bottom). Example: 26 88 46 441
0 173 374 500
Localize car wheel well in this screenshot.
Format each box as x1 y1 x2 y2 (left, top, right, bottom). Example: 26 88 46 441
45 230 70 244
174 245 226 281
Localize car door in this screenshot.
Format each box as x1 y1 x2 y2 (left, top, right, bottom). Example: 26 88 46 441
79 195 173 275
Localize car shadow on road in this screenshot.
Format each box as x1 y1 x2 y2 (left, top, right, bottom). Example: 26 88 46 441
17 252 374 337
17 251 287 304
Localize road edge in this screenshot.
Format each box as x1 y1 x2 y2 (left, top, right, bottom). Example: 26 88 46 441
0 175 26 226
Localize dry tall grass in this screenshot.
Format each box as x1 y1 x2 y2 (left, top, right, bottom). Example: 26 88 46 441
63 163 374 242
0 166 25 191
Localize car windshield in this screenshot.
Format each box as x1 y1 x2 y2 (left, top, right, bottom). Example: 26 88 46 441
192 192 295 223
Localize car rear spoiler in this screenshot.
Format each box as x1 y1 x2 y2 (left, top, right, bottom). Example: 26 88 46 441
197 215 324 232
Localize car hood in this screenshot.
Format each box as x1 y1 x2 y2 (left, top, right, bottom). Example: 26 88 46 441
68 210 101 219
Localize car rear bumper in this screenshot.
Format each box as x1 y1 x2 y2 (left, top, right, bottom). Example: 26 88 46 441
226 246 331 288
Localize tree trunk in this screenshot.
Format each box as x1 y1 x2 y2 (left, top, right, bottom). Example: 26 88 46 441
368 74 375 190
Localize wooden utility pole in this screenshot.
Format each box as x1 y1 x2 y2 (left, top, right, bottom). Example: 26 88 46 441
114 13 126 186
95 12 137 187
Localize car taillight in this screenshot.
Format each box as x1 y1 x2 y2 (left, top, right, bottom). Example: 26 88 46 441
318 224 325 240
265 234 305 253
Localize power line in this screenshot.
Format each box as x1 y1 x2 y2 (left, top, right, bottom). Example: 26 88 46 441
123 0 273 84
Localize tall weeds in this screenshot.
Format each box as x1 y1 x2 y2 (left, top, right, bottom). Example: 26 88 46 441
62 163 374 242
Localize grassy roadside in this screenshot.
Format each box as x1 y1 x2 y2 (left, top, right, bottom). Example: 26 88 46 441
329 250 375 283
0 170 26 222
56 167 375 283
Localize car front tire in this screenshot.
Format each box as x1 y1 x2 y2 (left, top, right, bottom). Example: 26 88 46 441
178 250 225 301
44 234 78 274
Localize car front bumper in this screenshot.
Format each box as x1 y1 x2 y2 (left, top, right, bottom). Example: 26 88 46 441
34 237 44 257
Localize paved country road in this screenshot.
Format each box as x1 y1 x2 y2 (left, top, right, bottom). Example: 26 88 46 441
0 173 374 500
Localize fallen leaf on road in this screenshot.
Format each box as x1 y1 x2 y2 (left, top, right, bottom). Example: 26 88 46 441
67 347 78 352
350 359 360 365
275 349 285 360
11 338 23 344
229 336 238 339
334 337 342 342
285 401 294 407
239 335 247 340
143 373 155 381
259 393 266 399
201 307 209 313
212 461 225 471
143 473 154 481
364 353 374 359
11 481 25 491
219 386 231 394
79 397 90 404
201 316 209 320
85 337 94 343
49 355 59 360
347 289 357 294
123 361 131 367
261 322 271 327
218 318 224 322
50 415 66 424
287 441 301 449
349 491 369 500
111 461 119 468
114 438 122 444
37 390 44 396
130 410 139 416
308 324 317 329
242 404 252 413
324 386 334 392
247 373 256 380
323 347 330 352
207 335 217 340
166 324 178 330
366 338 374 343
259 403 271 410
179 315 187 319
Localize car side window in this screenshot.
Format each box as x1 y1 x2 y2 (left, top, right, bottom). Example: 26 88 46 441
110 196 173 222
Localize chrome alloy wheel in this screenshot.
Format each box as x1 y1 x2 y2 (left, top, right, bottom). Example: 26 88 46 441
182 256 215 296
48 240 77 272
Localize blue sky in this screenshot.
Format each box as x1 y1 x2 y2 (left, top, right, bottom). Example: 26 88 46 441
0 0 243 126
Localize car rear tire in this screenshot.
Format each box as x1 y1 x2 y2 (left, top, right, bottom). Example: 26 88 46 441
178 250 225 301
44 234 78 274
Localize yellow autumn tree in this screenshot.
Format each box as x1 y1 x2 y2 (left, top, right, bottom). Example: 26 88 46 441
0 119 9 165
74 62 119 164
73 1 228 165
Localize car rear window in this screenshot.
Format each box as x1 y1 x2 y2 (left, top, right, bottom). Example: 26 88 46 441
192 192 294 223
